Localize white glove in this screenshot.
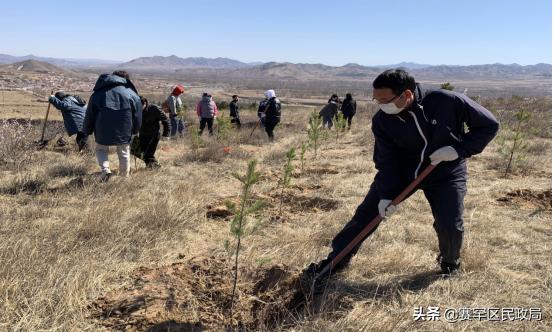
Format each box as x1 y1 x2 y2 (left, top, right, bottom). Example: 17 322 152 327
429 146 459 165
378 199 397 219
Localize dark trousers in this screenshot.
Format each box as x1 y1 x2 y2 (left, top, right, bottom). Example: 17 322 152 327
139 134 160 165
264 119 279 140
76 131 88 151
322 116 333 129
199 117 214 135
328 177 466 272
345 113 354 128
231 116 241 129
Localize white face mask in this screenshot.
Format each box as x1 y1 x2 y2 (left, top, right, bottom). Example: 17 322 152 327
378 93 405 114
378 102 404 115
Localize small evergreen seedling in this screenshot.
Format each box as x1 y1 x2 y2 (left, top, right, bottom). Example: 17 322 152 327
216 114 233 144
500 106 531 177
225 159 263 317
279 148 296 215
308 111 323 159
334 112 348 143
189 129 204 158
299 142 308 174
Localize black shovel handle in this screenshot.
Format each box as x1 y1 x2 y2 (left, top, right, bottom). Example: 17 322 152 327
40 90 54 142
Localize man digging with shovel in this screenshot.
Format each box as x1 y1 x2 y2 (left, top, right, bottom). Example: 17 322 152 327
304 69 499 287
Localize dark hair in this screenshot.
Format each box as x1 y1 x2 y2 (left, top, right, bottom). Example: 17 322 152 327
232 95 238 99
112 70 130 80
55 91 67 100
345 93 352 99
373 69 416 95
139 96 148 105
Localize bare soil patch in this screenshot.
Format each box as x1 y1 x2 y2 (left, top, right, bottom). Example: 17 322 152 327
90 257 303 331
497 189 552 210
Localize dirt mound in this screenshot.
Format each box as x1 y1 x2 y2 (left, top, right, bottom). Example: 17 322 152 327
205 205 233 220
497 189 551 210
278 193 340 213
300 167 339 176
90 257 304 331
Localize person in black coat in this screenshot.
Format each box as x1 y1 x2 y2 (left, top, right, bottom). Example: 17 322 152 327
229 95 241 129
305 69 499 280
261 90 281 141
139 96 170 168
340 93 357 129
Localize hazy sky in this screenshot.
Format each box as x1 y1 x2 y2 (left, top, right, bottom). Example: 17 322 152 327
1 0 551 65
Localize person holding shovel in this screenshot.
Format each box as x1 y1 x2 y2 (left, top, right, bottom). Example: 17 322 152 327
260 89 281 141
305 69 499 281
83 70 142 181
48 91 88 150
137 96 170 168
229 95 241 129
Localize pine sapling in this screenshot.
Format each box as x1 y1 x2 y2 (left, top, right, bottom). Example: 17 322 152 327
501 107 531 177
334 112 347 143
216 113 233 145
189 129 204 158
279 148 296 215
299 142 308 173
225 159 263 318
308 111 323 159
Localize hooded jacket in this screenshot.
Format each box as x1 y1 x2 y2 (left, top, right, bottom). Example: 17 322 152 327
341 96 357 116
140 104 170 137
319 101 338 119
372 84 499 199
195 95 218 118
264 97 281 122
83 74 142 145
48 95 86 136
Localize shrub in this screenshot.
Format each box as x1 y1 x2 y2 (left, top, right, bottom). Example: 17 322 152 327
0 120 36 170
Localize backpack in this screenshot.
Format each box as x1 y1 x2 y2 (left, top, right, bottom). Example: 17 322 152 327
161 100 170 114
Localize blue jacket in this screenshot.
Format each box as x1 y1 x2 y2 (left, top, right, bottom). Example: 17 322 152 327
48 95 86 136
83 74 142 145
372 84 499 199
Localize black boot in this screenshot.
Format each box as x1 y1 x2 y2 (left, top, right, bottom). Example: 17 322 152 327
437 255 461 276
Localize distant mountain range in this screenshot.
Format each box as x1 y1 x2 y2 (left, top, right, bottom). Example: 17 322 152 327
118 55 256 70
0 59 71 74
0 54 550 81
0 54 121 68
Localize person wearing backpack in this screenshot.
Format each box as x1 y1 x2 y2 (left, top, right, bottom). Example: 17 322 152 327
319 94 339 129
138 96 170 168
83 70 142 181
163 85 185 137
229 95 241 129
48 91 88 150
196 92 219 135
261 89 281 141
341 92 357 129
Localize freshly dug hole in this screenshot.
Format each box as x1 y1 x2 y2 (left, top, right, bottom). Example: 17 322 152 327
496 188 551 210
90 256 304 331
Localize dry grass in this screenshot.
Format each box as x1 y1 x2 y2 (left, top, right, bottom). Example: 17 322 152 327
0 93 550 331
